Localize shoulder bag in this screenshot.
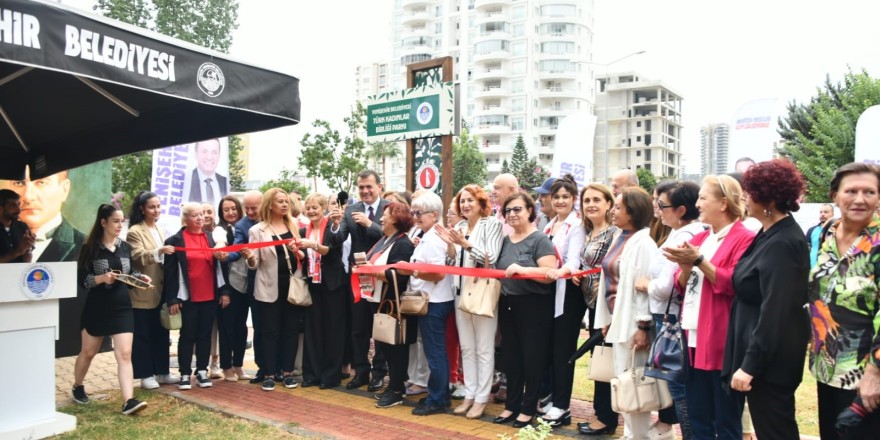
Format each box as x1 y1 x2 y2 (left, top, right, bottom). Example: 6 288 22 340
160 303 182 331
587 344 615 382
611 348 673 414
273 226 311 307
400 287 429 316
458 252 501 318
645 285 689 383
372 270 407 344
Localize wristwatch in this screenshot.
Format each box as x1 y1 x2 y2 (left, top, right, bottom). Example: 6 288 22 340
693 254 705 267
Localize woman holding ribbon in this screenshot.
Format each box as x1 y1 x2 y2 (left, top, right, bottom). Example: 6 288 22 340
359 202 416 408
435 184 503 419
241 188 304 392
214 195 250 382
295 193 346 389
539 175 586 427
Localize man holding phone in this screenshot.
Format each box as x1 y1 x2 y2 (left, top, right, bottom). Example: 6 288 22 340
338 170 388 391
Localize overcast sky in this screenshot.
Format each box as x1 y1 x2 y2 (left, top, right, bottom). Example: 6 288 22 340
62 0 880 176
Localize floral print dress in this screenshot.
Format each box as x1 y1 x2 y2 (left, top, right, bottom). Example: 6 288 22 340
809 215 880 389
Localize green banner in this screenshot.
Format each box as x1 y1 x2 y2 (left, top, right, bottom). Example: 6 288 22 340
367 94 440 137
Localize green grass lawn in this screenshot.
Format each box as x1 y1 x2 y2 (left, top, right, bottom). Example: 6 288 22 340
57 390 307 439
571 338 820 436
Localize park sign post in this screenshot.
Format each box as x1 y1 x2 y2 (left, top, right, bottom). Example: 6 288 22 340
365 82 455 142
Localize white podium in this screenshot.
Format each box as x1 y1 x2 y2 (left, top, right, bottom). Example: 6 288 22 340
0 262 77 440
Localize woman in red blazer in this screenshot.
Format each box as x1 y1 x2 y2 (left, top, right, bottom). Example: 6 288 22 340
664 175 755 440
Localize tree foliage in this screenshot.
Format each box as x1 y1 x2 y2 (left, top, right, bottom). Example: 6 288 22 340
227 135 246 191
510 135 548 191
365 142 402 185
636 168 657 193
510 135 529 179
778 68 880 201
452 128 488 194
500 159 511 174
298 104 369 194
259 168 309 195
96 0 239 207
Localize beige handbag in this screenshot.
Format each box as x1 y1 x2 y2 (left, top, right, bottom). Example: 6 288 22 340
587 344 615 382
400 289 429 316
457 253 501 317
160 303 182 331
372 271 407 345
274 226 312 307
611 348 673 413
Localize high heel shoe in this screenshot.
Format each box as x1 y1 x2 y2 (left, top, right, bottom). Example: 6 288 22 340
453 398 474 415
578 422 617 436
512 416 533 428
466 402 486 419
492 412 516 424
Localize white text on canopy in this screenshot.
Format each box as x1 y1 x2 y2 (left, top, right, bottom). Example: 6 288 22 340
64 25 176 82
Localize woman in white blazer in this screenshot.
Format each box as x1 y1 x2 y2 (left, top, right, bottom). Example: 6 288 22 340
594 187 658 439
241 188 305 392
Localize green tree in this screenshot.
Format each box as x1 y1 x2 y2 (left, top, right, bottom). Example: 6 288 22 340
298 104 368 193
500 159 511 174
510 135 528 178
518 158 550 192
636 168 658 193
365 142 402 185
778 68 880 201
452 128 488 194
259 168 309 195
97 0 240 206
228 135 246 191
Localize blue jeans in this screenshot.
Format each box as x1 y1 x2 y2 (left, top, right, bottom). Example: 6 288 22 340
686 368 744 440
419 300 454 406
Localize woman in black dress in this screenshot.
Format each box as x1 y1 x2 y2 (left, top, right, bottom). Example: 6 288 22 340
72 204 152 415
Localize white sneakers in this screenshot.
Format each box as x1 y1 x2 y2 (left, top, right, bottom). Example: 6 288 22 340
155 373 180 384
647 424 676 440
140 376 160 390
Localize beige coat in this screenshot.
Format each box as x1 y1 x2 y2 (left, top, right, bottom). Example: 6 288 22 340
126 222 166 309
247 221 301 303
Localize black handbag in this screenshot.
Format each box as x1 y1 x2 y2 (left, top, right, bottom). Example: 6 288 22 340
645 286 689 383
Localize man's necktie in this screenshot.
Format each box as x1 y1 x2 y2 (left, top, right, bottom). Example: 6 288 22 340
368 206 374 221
205 178 215 204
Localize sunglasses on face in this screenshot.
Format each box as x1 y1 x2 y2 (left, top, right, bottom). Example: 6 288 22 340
503 206 525 216
412 210 433 218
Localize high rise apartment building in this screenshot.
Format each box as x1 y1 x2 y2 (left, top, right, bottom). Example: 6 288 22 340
699 123 729 176
593 72 682 181
387 0 596 179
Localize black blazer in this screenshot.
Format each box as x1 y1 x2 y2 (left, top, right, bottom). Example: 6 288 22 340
724 215 810 388
338 199 387 270
300 223 346 291
187 169 228 202
163 228 228 305
38 217 86 262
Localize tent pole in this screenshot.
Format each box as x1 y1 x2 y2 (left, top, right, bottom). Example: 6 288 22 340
76 77 141 117
0 105 29 153
0 67 33 87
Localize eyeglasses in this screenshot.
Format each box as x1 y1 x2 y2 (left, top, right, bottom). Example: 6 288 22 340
412 210 433 218
655 200 674 210
503 206 525 216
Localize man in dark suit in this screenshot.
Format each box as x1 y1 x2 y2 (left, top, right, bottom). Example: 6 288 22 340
338 170 389 391
187 138 228 204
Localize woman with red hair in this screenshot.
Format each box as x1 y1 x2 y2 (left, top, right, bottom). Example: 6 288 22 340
723 159 810 439
435 184 503 419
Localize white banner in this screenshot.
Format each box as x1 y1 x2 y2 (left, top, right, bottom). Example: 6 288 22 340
551 113 596 186
855 105 880 166
729 98 782 171
151 138 229 234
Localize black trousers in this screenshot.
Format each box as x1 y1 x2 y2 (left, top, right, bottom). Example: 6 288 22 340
132 305 170 379
342 275 353 368
257 294 304 374
746 379 799 440
551 280 588 410
178 300 217 376
587 306 617 427
218 289 248 369
303 282 347 384
818 381 880 440
377 341 410 392
351 298 387 379
499 293 554 417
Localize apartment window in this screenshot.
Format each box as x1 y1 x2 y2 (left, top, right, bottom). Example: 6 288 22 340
636 121 641 128
636 151 641 157
511 79 524 93
513 23 525 37
511 117 524 131
481 22 508 35
475 40 510 54
538 60 575 73
435 5 443 16
540 4 576 17
539 23 574 36
476 115 508 126
511 98 525 112
541 42 575 55
511 60 526 74
466 103 474 116
402 36 432 48
511 5 526 19
645 149 652 160
511 41 526 56
435 23 443 34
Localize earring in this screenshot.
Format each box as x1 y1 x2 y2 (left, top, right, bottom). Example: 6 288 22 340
763 208 772 218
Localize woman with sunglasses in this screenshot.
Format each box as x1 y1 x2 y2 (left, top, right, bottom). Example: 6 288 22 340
664 175 755 439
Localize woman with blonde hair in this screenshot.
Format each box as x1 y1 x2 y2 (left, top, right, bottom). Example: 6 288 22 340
664 175 755 439
241 188 305 391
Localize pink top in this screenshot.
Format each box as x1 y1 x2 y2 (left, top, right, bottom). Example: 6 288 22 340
675 220 755 371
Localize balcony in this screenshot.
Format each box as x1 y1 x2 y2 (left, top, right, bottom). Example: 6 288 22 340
472 67 509 80
536 106 571 116
401 10 430 25
475 12 509 25
475 0 512 9
401 44 434 56
402 26 431 41
474 105 509 116
481 143 514 155
473 86 510 98
471 124 512 135
402 0 431 8
538 87 585 99
474 30 512 43
537 69 578 80
473 49 511 63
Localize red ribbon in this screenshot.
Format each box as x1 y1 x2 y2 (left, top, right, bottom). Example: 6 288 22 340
173 238 298 252
349 262 601 303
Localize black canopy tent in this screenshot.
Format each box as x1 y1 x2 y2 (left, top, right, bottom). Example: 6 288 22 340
0 0 300 180
1 0 300 357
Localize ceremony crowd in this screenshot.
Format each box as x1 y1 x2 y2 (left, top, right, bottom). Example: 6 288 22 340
2 159 878 439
